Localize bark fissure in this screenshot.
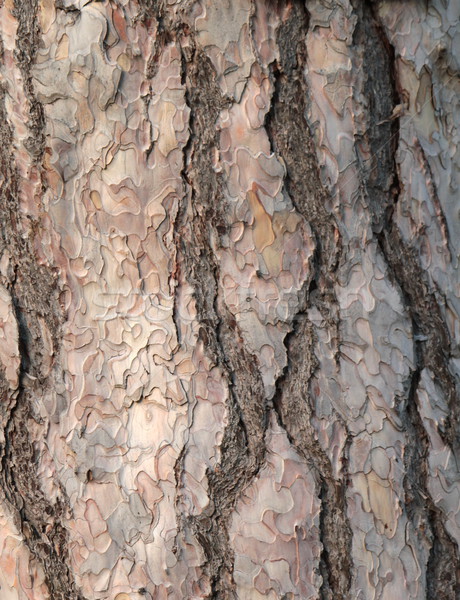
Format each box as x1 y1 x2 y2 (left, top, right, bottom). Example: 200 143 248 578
12 0 46 161
379 225 460 596
403 334 459 600
0 80 82 600
0 4 83 597
270 316 352 600
352 0 400 234
265 3 352 598
414 139 452 255
177 45 268 599
2 395 83 600
358 5 460 596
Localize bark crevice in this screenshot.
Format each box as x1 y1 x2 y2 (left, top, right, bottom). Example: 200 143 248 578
176 44 268 599
352 0 400 234
0 56 82 600
12 0 46 162
359 5 460 596
265 3 352 598
379 224 460 597
403 334 460 600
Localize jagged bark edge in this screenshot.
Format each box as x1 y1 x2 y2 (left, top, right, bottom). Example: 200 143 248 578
174 40 269 599
363 3 460 597
264 3 353 598
0 2 82 597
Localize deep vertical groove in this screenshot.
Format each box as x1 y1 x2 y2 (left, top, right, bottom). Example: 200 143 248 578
12 0 46 161
176 43 269 599
378 227 460 598
403 332 459 600
357 2 460 597
265 2 352 598
0 3 83 598
352 0 400 234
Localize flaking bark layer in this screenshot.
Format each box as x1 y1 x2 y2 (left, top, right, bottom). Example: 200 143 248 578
0 1 459 599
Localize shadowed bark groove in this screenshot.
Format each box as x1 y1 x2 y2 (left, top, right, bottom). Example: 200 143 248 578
352 0 399 234
176 45 268 599
403 340 459 600
265 3 352 598
12 0 46 161
380 225 460 597
358 4 460 597
0 24 82 600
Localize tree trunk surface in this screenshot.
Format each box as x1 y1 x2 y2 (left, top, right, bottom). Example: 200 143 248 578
0 0 459 598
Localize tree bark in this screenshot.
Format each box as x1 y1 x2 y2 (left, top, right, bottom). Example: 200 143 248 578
0 0 459 598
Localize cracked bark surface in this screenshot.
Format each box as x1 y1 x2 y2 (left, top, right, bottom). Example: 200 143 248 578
0 1 459 599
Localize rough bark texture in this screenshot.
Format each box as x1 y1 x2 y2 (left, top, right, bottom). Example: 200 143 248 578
0 1 459 599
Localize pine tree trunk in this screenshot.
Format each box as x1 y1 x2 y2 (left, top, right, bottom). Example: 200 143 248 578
0 1 459 598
